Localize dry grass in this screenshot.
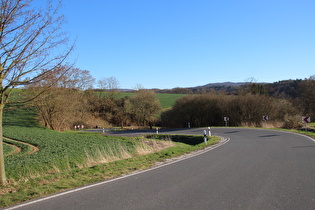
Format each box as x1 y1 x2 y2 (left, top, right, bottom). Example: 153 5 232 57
81 139 174 168
261 121 285 128
240 122 260 127
136 138 174 155
82 144 133 168
1 138 175 191
241 121 285 128
47 165 61 174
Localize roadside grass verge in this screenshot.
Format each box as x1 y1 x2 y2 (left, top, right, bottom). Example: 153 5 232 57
0 135 220 208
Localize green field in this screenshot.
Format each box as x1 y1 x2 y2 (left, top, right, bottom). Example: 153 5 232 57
116 92 186 109
3 143 15 156
3 104 141 180
4 126 140 180
157 94 186 109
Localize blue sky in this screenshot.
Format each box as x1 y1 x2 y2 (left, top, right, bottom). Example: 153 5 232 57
58 0 314 89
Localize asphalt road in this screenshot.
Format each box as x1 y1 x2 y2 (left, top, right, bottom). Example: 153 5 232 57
8 128 315 210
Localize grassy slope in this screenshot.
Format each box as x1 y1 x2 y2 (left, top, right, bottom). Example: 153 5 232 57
3 143 15 156
157 94 186 109
118 92 186 109
1 92 220 208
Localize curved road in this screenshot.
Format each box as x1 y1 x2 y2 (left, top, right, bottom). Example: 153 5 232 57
9 128 315 210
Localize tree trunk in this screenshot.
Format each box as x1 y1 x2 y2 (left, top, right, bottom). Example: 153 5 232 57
0 103 6 185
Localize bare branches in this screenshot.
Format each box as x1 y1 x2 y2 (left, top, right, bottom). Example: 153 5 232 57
0 0 73 93
0 0 74 185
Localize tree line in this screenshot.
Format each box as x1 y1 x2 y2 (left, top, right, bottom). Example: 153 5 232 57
24 65 161 131
23 65 315 131
160 93 301 128
161 77 315 129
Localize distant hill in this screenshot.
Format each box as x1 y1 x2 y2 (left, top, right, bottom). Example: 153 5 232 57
197 82 246 88
188 82 255 93
154 81 267 94
264 79 303 98
118 79 305 98
196 80 304 99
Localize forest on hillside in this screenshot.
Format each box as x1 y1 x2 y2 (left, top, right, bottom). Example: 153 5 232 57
19 65 314 131
155 78 309 98
160 76 315 128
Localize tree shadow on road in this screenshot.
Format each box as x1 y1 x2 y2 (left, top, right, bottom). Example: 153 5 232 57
258 135 278 138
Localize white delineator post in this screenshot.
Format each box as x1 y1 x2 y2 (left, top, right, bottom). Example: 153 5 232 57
208 127 211 136
204 130 207 144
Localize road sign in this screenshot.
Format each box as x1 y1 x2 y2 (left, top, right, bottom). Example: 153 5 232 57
302 116 310 123
224 117 229 127
263 116 269 121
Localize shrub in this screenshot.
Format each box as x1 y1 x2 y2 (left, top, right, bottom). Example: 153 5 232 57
161 93 301 128
283 114 303 129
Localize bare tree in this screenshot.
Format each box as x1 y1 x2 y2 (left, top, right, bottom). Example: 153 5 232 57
298 75 315 118
97 76 120 99
97 77 119 91
133 83 144 91
27 66 94 131
0 0 73 185
113 97 132 128
129 90 161 129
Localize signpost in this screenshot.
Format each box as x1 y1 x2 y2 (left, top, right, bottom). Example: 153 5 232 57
263 115 268 127
302 116 311 131
224 117 229 127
